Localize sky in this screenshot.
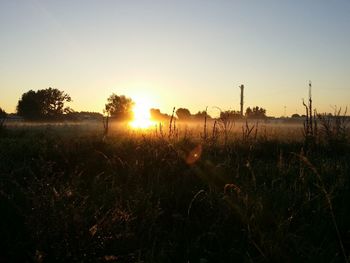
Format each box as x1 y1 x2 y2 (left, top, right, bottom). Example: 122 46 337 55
0 0 349 117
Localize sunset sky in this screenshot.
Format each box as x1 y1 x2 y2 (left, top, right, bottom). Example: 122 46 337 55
1 0 349 117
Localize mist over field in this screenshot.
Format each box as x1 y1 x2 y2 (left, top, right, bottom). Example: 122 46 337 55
1 113 350 262
4 118 306 140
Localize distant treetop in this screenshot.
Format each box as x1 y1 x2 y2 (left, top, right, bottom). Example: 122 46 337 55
245 106 267 119
176 108 191 120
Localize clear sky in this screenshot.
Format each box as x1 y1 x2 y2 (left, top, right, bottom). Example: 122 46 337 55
1 0 349 116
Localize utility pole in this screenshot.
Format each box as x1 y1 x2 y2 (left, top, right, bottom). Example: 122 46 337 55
239 84 244 116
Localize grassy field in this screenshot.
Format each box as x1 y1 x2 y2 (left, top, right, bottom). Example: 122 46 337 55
0 121 349 262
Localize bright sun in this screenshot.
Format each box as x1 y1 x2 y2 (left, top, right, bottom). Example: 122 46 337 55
129 96 155 129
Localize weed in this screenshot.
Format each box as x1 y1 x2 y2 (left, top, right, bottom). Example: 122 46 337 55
0 124 349 262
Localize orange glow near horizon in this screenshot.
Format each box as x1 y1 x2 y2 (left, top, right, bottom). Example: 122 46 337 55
129 95 155 129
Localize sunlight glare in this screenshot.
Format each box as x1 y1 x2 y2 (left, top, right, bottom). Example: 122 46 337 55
129 96 155 129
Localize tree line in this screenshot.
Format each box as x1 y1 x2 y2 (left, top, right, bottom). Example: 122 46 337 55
1 87 267 121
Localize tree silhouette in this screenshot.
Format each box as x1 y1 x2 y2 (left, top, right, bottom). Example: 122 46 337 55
176 108 191 120
16 90 41 119
292 113 301 118
220 110 241 120
150 108 170 121
0 108 6 118
0 107 6 128
245 106 267 119
65 111 103 121
17 88 72 120
104 94 134 120
193 110 212 120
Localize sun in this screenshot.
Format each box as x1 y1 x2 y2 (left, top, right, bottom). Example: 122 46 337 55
129 96 155 129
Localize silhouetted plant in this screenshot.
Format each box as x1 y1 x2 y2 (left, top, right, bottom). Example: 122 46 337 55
294 152 349 263
158 122 164 138
168 107 176 139
201 107 208 141
302 82 318 145
0 125 349 262
215 107 235 146
317 107 348 146
242 120 258 142
211 120 219 143
302 99 318 144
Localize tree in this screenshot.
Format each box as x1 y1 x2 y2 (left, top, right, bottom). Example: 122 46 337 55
40 88 72 117
104 94 134 120
0 108 6 118
245 106 267 119
16 90 41 119
0 107 6 128
17 88 72 120
193 110 212 120
176 108 191 120
220 110 241 120
150 108 170 121
65 111 103 121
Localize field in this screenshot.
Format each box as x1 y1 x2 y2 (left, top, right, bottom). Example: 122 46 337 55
0 120 349 262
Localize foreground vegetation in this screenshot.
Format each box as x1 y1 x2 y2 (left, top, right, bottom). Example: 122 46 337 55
0 123 349 262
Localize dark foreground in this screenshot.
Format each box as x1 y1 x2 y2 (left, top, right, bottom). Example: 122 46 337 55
0 127 349 262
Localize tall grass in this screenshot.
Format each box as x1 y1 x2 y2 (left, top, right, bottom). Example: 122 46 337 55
0 124 349 262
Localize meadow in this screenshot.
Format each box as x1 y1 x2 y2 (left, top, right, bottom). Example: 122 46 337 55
0 119 349 262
